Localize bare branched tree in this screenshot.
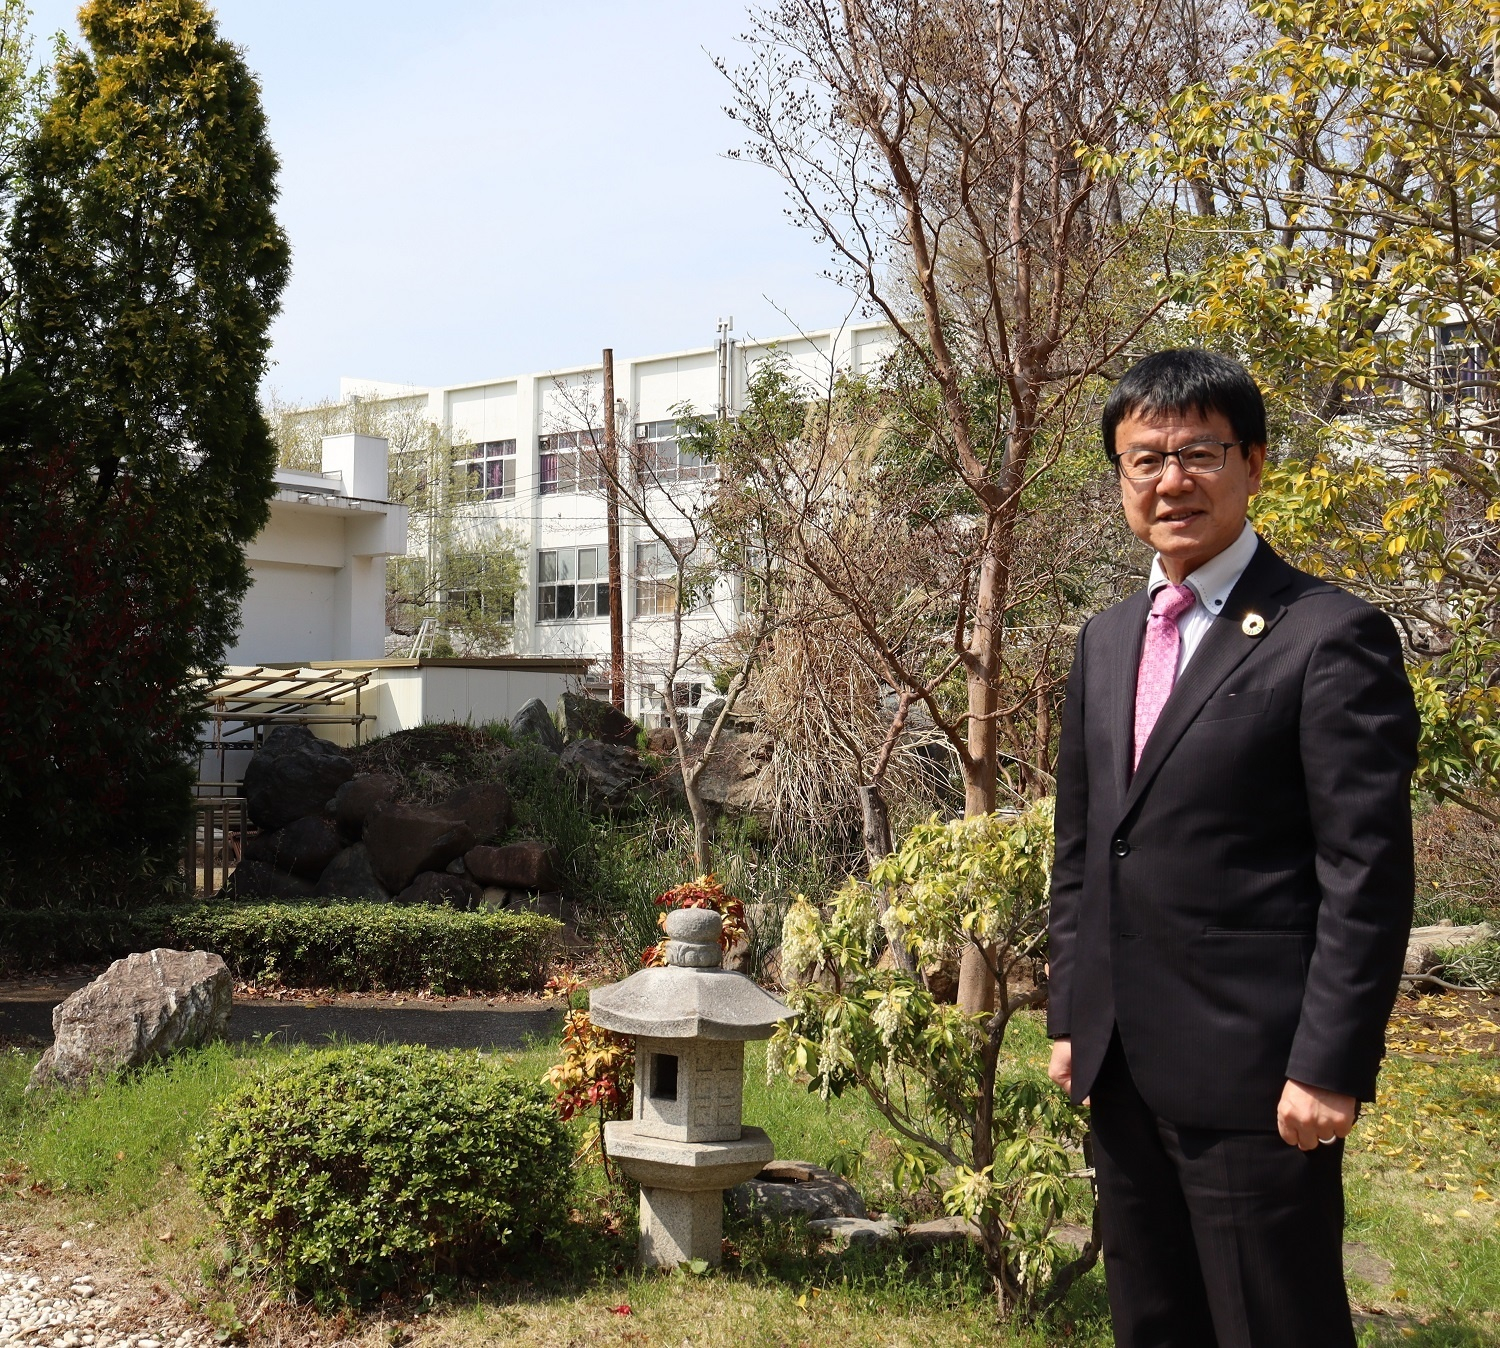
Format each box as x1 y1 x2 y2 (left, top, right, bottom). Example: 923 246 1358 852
721 0 1191 818
545 376 782 874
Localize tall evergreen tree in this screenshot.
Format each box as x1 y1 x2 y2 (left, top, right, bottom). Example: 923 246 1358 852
0 0 288 895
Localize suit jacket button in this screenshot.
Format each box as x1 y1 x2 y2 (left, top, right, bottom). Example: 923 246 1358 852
1111 838 1130 858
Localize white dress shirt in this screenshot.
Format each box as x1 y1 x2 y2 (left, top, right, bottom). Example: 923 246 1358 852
1147 520 1260 676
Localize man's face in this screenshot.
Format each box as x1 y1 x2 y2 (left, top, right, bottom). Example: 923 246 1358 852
1114 405 1266 581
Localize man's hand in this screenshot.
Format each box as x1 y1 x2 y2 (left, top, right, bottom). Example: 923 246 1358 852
1277 1078 1356 1150
1048 1038 1074 1096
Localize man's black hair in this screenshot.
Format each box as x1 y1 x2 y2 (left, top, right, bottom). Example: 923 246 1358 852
1102 349 1267 458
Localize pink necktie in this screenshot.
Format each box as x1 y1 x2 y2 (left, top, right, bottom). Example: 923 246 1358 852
1133 583 1196 771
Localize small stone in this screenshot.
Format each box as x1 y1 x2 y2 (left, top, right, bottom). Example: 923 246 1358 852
329 773 398 839
240 726 352 830
809 1216 901 1247
558 739 649 810
902 1216 982 1248
362 804 475 892
395 870 480 908
729 1160 867 1221
240 815 341 880
1343 1240 1393 1289
464 840 560 891
436 782 513 843
556 692 639 746
314 843 390 902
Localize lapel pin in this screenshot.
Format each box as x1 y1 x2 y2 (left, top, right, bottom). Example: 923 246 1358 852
1241 612 1265 637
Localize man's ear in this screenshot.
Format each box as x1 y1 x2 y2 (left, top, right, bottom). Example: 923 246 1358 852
1245 442 1267 495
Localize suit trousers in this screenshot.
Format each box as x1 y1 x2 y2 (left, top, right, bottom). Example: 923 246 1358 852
1090 1036 1355 1348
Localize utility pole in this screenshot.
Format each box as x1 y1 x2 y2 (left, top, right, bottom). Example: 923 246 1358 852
603 348 626 712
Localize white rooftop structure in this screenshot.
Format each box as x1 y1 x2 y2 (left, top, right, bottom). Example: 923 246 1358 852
231 434 408 666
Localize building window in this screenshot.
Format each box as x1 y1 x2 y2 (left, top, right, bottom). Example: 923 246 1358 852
634 539 680 617
634 420 715 483
537 546 609 621
539 430 604 495
458 440 516 501
1435 322 1486 406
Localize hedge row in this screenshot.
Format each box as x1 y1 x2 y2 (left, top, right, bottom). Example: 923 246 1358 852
0 901 561 992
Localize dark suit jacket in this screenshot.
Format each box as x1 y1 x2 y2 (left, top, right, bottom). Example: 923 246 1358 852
1046 538 1419 1131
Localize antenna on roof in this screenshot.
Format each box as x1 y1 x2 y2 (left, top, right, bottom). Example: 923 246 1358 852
716 317 734 421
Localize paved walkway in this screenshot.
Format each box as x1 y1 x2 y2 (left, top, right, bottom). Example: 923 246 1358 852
0 980 563 1052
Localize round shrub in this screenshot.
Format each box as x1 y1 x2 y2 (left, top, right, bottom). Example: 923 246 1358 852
194 1044 572 1302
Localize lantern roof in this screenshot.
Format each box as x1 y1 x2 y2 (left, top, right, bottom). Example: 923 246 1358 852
588 907 791 1040
590 964 791 1040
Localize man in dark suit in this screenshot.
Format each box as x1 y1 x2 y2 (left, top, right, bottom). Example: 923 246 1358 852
1046 349 1418 1348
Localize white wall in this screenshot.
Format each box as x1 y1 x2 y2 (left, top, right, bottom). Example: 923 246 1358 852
228 436 408 666
235 562 337 663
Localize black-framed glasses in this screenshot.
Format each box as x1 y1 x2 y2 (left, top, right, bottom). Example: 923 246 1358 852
1113 439 1241 481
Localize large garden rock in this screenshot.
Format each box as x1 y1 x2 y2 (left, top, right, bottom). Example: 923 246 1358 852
397 870 481 908
220 859 316 901
315 843 390 901
695 731 773 816
437 782 512 843
331 773 398 839
29 949 232 1092
666 730 773 819
241 725 353 830
510 697 563 755
559 739 650 809
729 1160 867 1221
241 815 342 880
1405 921 1497 974
691 698 727 744
557 692 639 746
362 803 476 893
464 840 560 891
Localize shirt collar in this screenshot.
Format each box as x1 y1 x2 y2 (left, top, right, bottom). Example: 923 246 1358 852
1148 520 1259 616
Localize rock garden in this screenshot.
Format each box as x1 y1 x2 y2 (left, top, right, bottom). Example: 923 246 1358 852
0 704 1497 1347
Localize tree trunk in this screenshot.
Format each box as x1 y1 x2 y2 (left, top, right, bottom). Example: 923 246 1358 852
958 944 998 1014
862 781 915 975
859 782 892 867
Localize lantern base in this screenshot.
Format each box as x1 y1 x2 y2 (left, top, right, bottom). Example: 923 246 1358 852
604 1123 775 1268
639 1185 725 1267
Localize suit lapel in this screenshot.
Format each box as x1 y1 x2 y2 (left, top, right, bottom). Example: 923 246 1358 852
1118 541 1296 821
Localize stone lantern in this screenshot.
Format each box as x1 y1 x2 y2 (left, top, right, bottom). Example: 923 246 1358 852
590 906 789 1267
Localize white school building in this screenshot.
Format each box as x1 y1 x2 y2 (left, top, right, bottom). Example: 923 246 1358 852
328 320 894 725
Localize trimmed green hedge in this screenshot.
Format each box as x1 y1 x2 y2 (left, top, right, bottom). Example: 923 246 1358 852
0 902 560 992
195 1044 572 1302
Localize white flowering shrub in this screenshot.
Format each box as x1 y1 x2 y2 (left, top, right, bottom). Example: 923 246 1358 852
769 800 1096 1314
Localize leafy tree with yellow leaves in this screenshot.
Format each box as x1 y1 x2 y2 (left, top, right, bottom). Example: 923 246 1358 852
1139 0 1500 818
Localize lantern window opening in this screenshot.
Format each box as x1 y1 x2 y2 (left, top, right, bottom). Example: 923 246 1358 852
651 1053 679 1102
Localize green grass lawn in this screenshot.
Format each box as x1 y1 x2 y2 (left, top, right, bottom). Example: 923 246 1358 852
1 1011 1496 1347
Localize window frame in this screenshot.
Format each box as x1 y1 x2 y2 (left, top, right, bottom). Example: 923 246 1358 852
633 419 715 484
536 545 610 622
457 439 517 502
539 430 605 496
633 538 680 617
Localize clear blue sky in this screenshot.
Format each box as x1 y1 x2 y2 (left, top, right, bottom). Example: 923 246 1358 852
24 0 855 404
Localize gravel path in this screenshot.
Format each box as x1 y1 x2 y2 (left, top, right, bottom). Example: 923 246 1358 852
0 1236 210 1348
